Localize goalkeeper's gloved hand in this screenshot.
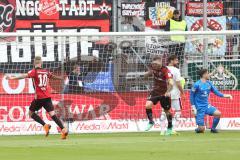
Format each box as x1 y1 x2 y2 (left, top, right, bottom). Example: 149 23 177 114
191 105 197 115
223 94 233 100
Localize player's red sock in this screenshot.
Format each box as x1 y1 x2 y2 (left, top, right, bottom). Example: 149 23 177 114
51 115 64 129
31 113 46 126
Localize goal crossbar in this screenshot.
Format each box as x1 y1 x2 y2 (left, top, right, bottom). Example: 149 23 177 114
0 30 240 37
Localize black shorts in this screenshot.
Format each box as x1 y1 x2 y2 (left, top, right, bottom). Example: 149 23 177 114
147 92 171 110
29 98 54 112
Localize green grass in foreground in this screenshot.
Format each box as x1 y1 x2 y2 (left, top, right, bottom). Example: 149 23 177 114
0 131 240 160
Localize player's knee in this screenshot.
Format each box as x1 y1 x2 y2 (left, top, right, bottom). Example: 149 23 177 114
214 110 221 118
164 109 170 114
145 102 153 109
28 111 34 117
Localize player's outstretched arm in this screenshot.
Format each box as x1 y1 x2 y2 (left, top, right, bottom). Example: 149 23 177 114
210 82 233 99
6 74 28 80
223 94 233 100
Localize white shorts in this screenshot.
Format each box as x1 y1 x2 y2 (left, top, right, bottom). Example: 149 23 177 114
171 99 182 111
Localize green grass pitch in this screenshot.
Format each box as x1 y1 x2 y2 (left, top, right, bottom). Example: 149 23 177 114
0 131 240 160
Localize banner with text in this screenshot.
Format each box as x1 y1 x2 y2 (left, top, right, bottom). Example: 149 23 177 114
0 91 239 135
145 0 176 30
186 1 224 16
121 2 145 17
185 16 226 55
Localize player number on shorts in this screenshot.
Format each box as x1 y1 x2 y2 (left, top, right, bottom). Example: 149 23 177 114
38 74 48 87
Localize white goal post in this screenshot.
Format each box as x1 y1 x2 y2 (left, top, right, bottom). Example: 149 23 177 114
0 30 240 135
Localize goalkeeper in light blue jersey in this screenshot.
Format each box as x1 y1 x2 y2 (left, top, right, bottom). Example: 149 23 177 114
190 69 232 133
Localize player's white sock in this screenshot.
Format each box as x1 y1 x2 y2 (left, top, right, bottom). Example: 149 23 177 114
173 111 181 131
160 111 166 134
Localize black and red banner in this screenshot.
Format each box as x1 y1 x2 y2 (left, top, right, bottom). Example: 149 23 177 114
186 1 223 16
0 0 112 63
0 0 16 32
1 0 112 34
16 0 112 20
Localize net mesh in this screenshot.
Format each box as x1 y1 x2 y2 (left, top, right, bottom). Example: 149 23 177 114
0 32 240 135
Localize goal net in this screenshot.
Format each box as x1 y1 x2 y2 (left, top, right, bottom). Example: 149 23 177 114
0 31 240 135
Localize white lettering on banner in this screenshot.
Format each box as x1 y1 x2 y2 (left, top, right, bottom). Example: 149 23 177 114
1 28 100 63
0 105 47 122
121 3 145 17
26 1 35 16
227 120 240 128
122 3 144 10
175 119 196 128
66 104 110 120
85 104 96 120
76 123 101 130
60 0 67 16
27 123 43 132
37 29 55 62
0 42 7 62
108 122 128 130
16 0 40 16
0 118 239 135
0 99 110 122
0 124 21 133
16 0 95 17
57 29 78 60
76 122 128 131
11 30 31 63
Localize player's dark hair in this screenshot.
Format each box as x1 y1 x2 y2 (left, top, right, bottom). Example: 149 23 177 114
167 55 177 63
198 69 208 78
173 10 180 15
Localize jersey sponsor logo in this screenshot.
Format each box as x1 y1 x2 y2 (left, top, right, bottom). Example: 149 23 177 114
210 64 238 90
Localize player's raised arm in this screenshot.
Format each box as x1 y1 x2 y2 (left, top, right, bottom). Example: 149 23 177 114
6 74 28 80
210 82 233 99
